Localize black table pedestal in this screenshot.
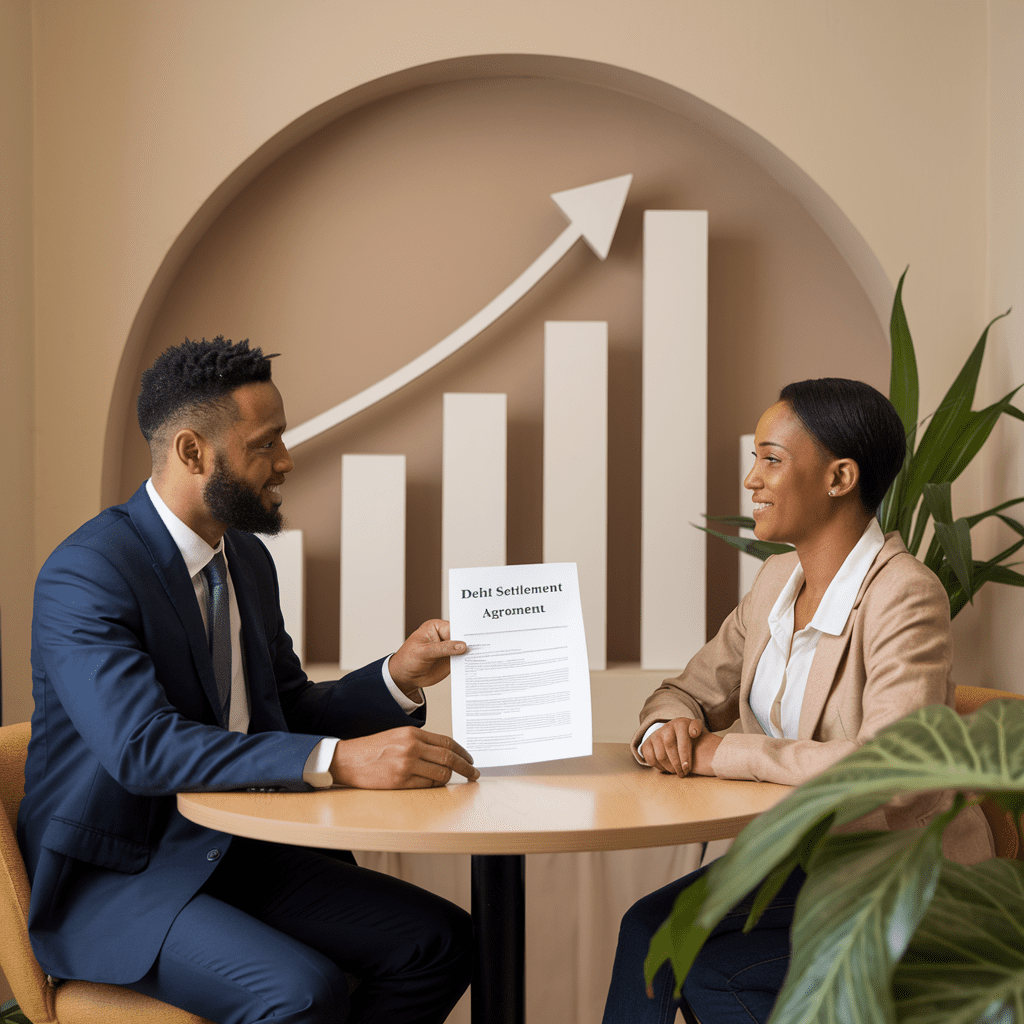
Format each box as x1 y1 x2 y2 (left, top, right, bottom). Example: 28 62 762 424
471 853 525 1024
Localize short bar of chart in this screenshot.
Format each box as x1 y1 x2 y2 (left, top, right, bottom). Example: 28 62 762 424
739 433 759 600
543 321 608 670
341 454 406 671
641 209 708 669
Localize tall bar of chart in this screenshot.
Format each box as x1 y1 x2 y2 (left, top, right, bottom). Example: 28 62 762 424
543 321 608 670
641 210 708 668
442 393 508 616
431 393 507 732
341 454 406 670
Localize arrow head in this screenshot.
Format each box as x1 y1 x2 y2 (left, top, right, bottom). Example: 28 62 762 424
550 173 633 260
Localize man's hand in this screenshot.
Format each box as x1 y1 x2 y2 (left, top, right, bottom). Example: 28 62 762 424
641 717 721 777
330 726 480 789
388 619 466 696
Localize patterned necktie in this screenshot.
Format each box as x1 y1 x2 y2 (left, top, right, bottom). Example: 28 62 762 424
202 551 232 723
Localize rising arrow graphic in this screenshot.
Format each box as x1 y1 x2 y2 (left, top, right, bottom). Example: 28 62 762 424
283 173 633 449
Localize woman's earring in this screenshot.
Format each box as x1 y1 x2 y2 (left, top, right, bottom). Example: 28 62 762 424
828 490 835 497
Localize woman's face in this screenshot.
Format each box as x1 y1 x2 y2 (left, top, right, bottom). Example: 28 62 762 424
743 401 836 546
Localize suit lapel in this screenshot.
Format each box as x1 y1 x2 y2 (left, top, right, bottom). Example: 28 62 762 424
795 533 906 739
127 485 226 726
734 559 792 737
224 533 287 733
738 617 772 735
796 631 851 738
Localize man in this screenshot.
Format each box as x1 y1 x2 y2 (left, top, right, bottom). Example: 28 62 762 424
18 337 479 1024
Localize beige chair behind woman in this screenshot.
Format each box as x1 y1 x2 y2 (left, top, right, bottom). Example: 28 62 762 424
0 721 213 1024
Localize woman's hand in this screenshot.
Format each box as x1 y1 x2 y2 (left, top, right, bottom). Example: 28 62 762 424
641 718 722 777
641 717 702 776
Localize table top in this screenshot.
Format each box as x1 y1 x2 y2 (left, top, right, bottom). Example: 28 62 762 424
177 743 792 855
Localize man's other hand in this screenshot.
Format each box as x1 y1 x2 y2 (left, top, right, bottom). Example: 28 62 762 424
389 619 466 696
330 727 479 789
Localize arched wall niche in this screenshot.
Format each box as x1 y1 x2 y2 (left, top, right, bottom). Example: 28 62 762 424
108 54 892 663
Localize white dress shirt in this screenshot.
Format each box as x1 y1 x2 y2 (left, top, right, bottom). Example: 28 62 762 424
747 517 885 738
145 480 422 787
641 517 886 752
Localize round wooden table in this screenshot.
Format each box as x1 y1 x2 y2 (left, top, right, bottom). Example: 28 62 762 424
178 743 791 1024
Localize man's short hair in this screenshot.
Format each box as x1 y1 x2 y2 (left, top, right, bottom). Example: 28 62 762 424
137 337 276 455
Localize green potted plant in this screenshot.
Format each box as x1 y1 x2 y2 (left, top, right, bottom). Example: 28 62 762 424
699 269 1024 615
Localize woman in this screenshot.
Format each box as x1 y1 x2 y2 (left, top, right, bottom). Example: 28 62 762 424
602 378 993 1024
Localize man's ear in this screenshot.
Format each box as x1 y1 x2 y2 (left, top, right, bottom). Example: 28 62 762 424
829 457 860 499
172 429 207 475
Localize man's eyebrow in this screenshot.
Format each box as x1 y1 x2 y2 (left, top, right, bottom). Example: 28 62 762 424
252 424 286 443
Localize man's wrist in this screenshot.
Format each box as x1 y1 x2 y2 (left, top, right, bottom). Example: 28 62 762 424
382 655 424 711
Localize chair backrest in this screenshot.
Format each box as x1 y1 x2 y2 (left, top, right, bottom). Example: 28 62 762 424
0 721 58 1024
953 685 1024 860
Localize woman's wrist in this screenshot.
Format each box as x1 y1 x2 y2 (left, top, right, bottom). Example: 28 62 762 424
692 731 722 775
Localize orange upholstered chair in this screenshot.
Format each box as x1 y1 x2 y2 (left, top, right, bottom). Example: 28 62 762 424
953 685 1024 860
0 721 213 1024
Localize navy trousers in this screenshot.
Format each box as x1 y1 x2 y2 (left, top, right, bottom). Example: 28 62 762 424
125 837 472 1024
602 862 804 1023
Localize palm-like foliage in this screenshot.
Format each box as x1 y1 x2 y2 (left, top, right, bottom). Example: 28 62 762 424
646 699 1024 1023
699 270 1024 616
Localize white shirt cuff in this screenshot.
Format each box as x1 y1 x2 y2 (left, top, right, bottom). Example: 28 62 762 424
382 654 425 713
302 738 339 788
302 658 424 789
637 722 668 765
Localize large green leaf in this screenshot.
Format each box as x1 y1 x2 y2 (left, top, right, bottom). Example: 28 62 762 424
879 270 916 537
769 808 956 1024
644 871 712 999
693 524 794 561
934 386 1023 485
648 701 1024 1002
879 452 913 538
964 496 1024 530
995 513 1024 539
923 484 974 600
888 269 919 440
892 858 1024 1024
899 314 1010 522
947 554 1024 618
703 514 757 529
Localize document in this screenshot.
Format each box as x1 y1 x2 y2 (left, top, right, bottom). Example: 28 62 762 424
448 562 593 767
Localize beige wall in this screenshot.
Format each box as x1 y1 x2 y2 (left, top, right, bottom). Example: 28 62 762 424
122 71 888 666
4 0 1019 719
1 0 35 726
985 0 1024 692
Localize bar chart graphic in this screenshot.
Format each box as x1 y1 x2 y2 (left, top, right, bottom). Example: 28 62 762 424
261 176 710 733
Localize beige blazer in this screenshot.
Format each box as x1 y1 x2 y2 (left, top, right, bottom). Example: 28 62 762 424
634 533 993 864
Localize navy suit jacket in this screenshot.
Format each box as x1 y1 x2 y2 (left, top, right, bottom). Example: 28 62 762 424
17 484 424 984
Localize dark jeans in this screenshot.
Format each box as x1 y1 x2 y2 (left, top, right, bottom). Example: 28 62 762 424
602 861 804 1023
125 837 472 1024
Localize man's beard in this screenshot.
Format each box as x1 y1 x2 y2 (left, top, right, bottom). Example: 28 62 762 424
203 452 283 536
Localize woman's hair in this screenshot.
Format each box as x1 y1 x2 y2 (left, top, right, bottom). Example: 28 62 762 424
778 378 906 514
